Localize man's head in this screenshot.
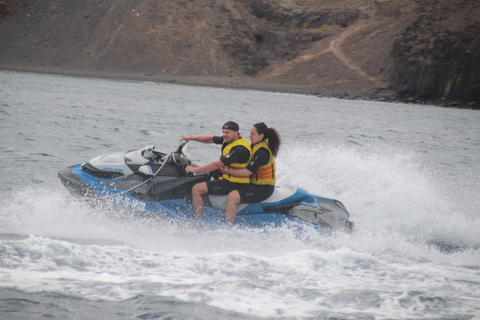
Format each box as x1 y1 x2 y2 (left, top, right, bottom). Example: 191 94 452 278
222 121 240 143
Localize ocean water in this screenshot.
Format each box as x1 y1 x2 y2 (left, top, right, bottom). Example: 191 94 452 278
0 70 479 319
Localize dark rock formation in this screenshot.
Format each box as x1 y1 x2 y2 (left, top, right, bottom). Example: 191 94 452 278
390 0 480 108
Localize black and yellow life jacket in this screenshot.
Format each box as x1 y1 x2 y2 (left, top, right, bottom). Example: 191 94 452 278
220 137 252 183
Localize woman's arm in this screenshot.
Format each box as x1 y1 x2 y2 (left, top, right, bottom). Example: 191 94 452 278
222 167 252 177
224 147 270 177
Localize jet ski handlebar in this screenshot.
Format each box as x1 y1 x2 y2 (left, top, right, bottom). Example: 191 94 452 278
176 141 187 154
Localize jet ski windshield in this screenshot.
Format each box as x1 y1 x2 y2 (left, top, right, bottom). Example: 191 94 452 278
136 143 193 170
140 142 191 164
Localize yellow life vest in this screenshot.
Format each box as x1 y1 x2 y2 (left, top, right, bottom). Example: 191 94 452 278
251 141 276 185
220 137 252 183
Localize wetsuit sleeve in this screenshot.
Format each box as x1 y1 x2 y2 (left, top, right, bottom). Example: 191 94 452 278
220 146 250 166
212 136 224 144
246 148 270 173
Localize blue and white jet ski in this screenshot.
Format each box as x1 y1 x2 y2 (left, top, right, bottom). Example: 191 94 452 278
58 142 354 234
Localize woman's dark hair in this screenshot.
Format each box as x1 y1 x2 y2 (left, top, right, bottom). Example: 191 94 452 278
253 122 281 157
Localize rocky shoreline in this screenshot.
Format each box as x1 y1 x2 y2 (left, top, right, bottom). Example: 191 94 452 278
1 0 479 109
3 64 468 110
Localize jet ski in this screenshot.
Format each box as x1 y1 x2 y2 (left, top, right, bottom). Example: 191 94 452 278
58 142 354 234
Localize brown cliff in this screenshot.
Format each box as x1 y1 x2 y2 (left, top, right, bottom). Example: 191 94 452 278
1 0 479 108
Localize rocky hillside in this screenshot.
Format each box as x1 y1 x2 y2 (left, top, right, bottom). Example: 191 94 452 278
390 0 480 108
1 0 479 108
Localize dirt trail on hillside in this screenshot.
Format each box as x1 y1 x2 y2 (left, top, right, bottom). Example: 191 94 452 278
255 20 380 88
330 22 378 84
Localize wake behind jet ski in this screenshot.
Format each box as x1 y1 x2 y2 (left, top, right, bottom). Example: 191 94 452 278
58 142 354 234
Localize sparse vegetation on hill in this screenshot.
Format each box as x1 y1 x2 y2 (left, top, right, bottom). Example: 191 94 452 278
1 0 479 108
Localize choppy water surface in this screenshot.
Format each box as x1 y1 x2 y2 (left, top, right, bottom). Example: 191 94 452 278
1 71 479 319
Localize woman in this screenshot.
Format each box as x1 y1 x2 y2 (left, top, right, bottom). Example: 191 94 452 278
221 122 281 225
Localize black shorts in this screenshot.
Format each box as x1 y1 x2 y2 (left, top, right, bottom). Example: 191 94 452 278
237 184 275 203
206 180 275 203
206 179 246 196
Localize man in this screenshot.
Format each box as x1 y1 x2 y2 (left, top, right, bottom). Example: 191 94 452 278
181 121 252 222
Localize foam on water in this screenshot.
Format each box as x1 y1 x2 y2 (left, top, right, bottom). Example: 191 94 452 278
279 141 480 250
1 141 479 318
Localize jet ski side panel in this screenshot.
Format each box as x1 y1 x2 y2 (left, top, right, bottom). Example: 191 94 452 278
130 174 211 201
58 165 92 196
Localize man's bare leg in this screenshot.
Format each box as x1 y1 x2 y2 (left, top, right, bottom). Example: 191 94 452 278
225 190 241 225
191 182 208 220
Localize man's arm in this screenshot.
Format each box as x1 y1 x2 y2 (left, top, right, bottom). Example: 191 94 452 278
180 135 215 144
185 160 223 173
